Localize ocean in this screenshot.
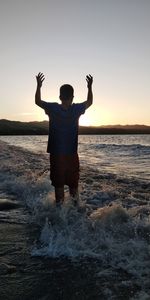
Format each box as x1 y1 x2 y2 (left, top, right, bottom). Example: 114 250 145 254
1 134 150 181
0 135 150 300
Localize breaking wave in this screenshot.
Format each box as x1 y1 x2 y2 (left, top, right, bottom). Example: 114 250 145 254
0 140 150 299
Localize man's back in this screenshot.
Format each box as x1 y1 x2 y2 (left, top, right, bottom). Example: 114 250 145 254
42 102 86 154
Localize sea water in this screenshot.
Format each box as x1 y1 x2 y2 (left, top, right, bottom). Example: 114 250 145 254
0 135 150 299
1 134 150 181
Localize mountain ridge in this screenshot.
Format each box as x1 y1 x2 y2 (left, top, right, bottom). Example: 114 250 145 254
0 119 150 135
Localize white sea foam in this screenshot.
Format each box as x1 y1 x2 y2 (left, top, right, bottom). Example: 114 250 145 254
0 139 150 298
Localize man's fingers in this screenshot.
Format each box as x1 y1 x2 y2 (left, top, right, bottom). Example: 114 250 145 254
37 72 45 81
40 74 45 80
38 72 43 77
86 74 93 79
86 74 93 83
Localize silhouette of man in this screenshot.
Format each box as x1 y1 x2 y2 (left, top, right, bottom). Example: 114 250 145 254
35 73 93 206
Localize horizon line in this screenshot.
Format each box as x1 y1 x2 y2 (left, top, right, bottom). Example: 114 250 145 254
0 118 150 127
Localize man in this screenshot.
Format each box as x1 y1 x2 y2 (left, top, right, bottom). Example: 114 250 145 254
35 72 93 206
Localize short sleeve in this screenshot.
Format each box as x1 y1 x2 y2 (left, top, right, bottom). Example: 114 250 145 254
74 102 86 116
40 101 58 115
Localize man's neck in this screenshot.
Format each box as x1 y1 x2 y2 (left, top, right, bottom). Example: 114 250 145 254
61 103 72 110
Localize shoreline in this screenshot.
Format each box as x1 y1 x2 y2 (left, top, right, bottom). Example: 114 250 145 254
0 131 150 136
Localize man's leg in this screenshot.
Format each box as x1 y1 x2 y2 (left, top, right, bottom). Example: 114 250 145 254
55 186 64 206
69 187 79 206
67 154 80 206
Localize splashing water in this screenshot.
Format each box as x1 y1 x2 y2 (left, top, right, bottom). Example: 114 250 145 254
0 140 150 299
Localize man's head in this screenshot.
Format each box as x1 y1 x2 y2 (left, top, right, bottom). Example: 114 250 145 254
59 84 74 102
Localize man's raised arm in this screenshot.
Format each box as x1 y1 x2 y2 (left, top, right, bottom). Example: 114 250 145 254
35 72 45 108
85 74 93 109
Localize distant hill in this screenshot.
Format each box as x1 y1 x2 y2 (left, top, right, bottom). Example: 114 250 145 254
0 119 49 135
0 119 150 135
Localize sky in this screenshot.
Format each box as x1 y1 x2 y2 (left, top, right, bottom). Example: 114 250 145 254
0 0 150 126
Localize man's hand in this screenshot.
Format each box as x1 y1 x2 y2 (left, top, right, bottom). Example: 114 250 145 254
35 72 45 107
36 72 45 88
86 74 93 89
84 74 93 109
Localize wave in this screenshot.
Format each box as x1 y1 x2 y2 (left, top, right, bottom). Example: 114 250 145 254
86 143 150 153
1 140 150 298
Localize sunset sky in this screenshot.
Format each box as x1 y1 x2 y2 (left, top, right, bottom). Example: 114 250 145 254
0 0 150 126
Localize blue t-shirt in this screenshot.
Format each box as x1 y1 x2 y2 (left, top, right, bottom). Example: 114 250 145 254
41 102 86 154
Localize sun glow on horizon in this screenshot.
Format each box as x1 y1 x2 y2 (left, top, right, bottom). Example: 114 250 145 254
79 105 114 127
7 104 150 126
9 101 149 126
35 106 121 126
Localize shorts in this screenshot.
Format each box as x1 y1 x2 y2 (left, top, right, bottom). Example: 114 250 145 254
50 154 79 188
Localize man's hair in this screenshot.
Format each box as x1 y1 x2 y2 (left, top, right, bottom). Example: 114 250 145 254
60 84 74 100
